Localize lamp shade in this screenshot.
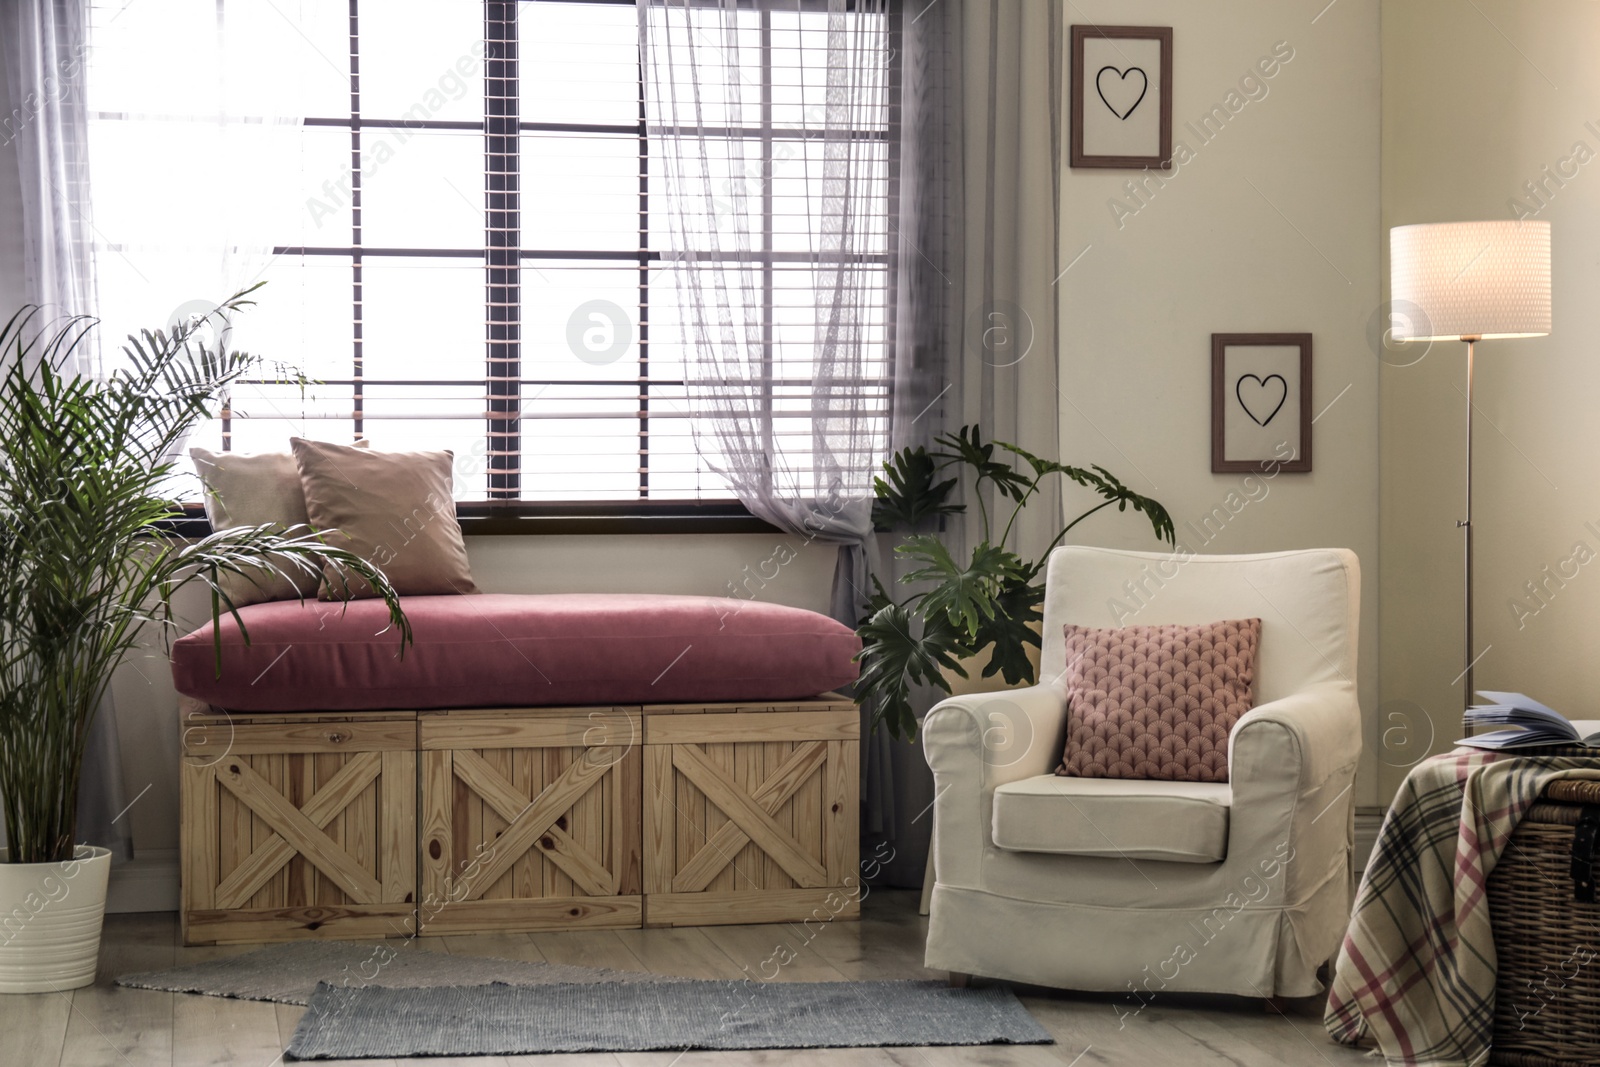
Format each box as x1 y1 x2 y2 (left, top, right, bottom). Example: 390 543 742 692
1390 220 1551 341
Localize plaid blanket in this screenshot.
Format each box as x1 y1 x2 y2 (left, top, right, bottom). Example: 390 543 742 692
1324 747 1600 1066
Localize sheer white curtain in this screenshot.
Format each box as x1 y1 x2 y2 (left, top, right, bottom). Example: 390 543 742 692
641 0 893 623
3 0 97 369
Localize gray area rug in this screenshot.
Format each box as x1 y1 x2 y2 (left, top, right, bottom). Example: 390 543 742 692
286 978 1053 1059
117 940 664 1005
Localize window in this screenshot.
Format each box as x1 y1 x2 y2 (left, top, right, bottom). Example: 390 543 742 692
84 0 893 508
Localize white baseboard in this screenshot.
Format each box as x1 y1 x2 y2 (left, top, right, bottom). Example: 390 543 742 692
107 848 179 914
1354 811 1382 874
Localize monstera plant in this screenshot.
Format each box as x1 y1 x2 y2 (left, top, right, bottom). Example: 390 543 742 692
855 426 1175 741
0 289 409 992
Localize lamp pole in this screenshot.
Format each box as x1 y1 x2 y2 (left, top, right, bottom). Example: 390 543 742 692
1459 335 1479 719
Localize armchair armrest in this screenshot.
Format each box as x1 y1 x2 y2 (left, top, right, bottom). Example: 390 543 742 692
922 683 1070 791
921 683 1069 890
1229 680 1363 901
1230 681 1363 792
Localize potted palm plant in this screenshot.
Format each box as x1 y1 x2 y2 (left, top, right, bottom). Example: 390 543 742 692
0 290 409 993
856 426 1175 740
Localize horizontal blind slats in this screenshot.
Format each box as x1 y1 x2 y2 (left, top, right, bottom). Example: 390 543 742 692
88 0 892 502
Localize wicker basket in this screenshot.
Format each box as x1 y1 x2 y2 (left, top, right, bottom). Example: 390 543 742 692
1488 777 1600 1067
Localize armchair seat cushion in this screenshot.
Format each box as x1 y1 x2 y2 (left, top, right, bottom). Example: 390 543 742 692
990 774 1230 863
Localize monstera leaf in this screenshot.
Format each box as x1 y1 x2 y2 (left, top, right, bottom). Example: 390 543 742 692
872 445 962 529
996 440 1176 547
854 602 968 740
934 425 1031 502
972 567 1045 685
897 535 1023 640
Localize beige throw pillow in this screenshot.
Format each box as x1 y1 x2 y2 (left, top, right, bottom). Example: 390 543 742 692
191 447 320 607
290 438 479 599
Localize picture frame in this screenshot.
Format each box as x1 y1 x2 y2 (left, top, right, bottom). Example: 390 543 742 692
1211 333 1312 474
1069 25 1173 170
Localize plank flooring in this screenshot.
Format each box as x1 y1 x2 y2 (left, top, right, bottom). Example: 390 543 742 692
13 891 1368 1066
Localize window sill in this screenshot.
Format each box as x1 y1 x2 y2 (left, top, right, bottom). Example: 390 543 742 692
157 501 781 538
457 501 780 536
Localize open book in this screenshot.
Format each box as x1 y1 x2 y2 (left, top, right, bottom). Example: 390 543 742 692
1456 691 1600 751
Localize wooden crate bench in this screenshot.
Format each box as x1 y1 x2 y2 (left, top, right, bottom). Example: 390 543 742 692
417 707 643 935
642 700 860 927
179 696 859 943
180 711 418 945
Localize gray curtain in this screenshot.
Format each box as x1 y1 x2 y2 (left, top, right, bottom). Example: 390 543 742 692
866 0 1066 887
962 0 1065 570
2 0 133 861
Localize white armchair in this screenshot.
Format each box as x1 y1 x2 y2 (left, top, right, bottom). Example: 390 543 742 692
922 546 1361 998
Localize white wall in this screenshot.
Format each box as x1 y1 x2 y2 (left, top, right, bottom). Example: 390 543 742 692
1382 1 1600 791
1055 1 1383 805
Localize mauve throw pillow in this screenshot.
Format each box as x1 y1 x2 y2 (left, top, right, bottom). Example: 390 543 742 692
290 438 480 599
192 441 365 607
1056 618 1261 782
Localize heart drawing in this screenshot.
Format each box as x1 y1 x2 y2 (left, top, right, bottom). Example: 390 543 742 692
1235 374 1288 427
1096 66 1149 121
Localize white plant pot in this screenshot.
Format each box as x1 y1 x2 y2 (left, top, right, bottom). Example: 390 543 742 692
0 845 111 993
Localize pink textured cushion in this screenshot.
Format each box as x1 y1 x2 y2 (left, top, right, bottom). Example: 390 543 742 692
170 593 861 712
1057 618 1261 782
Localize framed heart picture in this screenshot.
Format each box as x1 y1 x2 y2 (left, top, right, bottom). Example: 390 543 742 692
1211 333 1312 473
1070 25 1173 169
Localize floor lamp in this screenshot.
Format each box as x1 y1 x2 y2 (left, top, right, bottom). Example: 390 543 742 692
1390 220 1551 720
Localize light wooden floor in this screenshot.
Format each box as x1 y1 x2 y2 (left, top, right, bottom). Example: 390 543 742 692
5 890 1368 1067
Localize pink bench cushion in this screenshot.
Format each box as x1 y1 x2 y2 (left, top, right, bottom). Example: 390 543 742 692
170 593 861 712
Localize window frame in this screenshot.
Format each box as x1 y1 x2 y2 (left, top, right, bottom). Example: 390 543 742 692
151 0 897 535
